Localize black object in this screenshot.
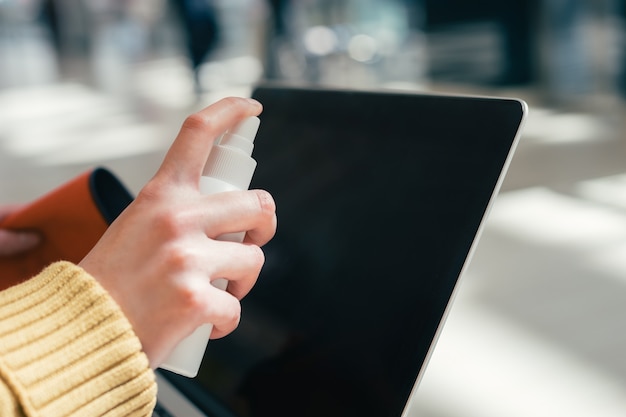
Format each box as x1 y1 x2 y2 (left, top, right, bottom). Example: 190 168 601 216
159 85 526 417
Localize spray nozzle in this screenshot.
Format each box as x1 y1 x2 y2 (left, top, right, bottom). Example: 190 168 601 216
218 116 260 155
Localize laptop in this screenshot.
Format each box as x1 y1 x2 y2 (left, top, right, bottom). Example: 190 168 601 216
154 85 527 417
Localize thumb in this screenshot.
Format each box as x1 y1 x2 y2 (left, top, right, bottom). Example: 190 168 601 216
155 97 262 188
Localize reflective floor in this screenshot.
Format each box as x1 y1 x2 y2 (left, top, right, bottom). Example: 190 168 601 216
2 12 626 417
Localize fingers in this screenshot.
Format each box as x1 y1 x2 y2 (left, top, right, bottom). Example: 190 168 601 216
156 97 262 187
211 241 265 300
201 189 277 247
0 229 40 256
0 205 40 256
200 287 241 340
243 190 278 247
171 241 263 339
99 97 272 360
169 236 264 307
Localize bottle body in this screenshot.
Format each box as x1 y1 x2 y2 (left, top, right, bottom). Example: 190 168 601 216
160 116 260 378
159 177 240 377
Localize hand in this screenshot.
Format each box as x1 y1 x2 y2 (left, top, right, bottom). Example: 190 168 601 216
0 205 41 256
79 97 277 367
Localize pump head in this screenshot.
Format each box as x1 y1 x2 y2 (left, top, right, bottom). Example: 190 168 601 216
218 116 260 155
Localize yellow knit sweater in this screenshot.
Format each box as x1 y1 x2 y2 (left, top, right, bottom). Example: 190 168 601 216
0 262 157 416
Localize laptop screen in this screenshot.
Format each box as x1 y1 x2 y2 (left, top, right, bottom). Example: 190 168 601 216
158 85 526 417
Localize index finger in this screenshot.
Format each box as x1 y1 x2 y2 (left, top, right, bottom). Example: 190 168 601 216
155 97 262 186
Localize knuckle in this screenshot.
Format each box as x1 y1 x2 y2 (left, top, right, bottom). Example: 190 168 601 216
178 285 202 310
171 280 206 322
165 243 198 272
181 112 212 133
155 209 190 237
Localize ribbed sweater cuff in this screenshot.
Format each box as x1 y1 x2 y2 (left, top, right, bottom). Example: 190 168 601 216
0 261 156 416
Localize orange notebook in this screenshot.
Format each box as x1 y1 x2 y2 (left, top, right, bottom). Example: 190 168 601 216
0 168 133 290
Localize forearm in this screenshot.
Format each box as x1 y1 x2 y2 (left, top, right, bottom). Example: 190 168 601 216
0 262 156 416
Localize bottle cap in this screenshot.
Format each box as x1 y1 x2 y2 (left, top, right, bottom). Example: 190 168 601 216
218 116 260 155
202 116 260 190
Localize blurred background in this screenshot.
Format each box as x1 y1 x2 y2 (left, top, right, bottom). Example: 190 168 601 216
2 0 626 416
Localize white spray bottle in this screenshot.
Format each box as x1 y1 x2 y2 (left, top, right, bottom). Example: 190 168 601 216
160 116 261 377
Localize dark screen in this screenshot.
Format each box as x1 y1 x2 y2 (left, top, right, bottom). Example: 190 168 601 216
160 86 525 417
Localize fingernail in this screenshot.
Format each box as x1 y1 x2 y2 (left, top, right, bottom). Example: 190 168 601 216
246 98 262 108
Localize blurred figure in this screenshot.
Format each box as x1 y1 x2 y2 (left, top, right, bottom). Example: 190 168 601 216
39 0 62 54
170 0 220 92
616 0 626 97
263 0 289 80
543 0 592 104
494 0 540 86
404 0 426 32
38 0 93 74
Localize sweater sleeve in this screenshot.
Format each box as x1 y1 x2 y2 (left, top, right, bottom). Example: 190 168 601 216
0 261 157 417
